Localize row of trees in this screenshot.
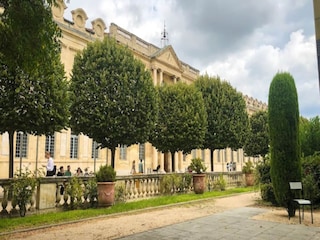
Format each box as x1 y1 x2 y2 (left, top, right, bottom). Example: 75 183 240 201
70 37 250 169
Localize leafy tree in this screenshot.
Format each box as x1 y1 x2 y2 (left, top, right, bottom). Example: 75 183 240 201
194 74 249 171
244 111 269 158
268 72 301 216
0 0 69 178
300 116 320 157
150 83 207 172
300 116 310 157
69 37 157 168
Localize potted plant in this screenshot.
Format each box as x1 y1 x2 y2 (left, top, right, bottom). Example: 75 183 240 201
189 158 207 194
96 165 116 207
242 160 254 186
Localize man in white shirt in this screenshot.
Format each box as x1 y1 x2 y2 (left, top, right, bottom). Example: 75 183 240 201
43 151 55 176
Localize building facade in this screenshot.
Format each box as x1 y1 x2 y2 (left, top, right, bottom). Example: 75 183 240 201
0 0 267 178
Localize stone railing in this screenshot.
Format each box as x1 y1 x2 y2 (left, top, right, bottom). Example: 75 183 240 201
0 172 244 217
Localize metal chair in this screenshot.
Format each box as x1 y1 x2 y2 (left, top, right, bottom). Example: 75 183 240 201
289 182 313 224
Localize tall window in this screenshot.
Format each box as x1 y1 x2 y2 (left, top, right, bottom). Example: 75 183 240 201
91 141 99 159
70 134 78 159
45 135 55 157
120 144 127 160
15 132 28 158
139 143 145 160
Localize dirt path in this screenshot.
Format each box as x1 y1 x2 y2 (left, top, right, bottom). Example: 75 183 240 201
2 192 319 240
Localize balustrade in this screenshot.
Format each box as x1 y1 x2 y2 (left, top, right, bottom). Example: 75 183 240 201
0 172 244 218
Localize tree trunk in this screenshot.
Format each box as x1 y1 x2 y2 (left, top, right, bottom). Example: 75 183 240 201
210 149 214 172
9 130 14 178
111 147 116 169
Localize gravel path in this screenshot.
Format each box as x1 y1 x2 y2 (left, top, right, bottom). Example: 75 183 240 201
2 191 319 240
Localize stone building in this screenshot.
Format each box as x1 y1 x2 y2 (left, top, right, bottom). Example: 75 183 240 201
0 0 266 178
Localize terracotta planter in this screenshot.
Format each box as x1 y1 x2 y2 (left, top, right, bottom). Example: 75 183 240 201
193 174 206 194
245 173 254 186
97 182 115 207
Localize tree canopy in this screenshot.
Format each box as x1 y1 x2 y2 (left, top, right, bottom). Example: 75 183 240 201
300 116 320 157
0 0 69 177
150 82 207 172
69 37 158 168
244 111 269 158
194 74 249 171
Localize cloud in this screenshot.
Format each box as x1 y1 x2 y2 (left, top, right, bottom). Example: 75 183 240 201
204 30 319 118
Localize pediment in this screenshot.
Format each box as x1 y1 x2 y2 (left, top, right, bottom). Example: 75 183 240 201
151 45 182 70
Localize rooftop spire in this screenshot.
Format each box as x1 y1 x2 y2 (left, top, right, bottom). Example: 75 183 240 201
161 22 169 47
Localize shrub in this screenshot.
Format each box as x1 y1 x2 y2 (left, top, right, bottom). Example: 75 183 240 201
11 168 37 217
160 174 182 194
242 160 254 174
301 153 320 204
115 183 126 203
96 165 116 182
213 174 226 191
84 178 98 208
65 176 83 209
189 158 207 174
260 183 277 205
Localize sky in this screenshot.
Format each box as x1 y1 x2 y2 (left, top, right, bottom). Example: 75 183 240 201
64 0 319 118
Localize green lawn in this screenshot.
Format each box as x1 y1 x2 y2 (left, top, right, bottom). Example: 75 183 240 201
0 187 254 234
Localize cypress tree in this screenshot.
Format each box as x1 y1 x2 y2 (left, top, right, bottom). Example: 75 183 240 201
268 72 301 216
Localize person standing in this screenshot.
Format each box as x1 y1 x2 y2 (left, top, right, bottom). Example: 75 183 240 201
131 160 136 174
138 159 144 174
43 151 55 176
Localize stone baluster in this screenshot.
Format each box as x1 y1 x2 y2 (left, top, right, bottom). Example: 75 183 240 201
0 185 9 216
145 178 151 197
10 197 19 216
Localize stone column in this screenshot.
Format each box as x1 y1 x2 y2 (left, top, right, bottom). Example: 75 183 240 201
152 67 158 86
153 147 158 169
159 152 164 173
159 69 163 85
173 76 177 84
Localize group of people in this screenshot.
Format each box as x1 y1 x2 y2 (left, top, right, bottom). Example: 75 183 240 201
130 159 144 174
43 151 87 177
226 162 236 172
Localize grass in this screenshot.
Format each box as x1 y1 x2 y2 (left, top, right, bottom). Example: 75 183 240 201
0 187 254 234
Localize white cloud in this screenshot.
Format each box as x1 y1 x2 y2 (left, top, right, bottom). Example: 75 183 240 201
204 29 319 118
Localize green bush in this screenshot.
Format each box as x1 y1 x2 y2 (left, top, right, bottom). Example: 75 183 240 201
11 168 37 217
84 178 98 208
189 158 207 174
96 165 116 182
255 159 271 185
301 153 320 204
260 183 277 205
115 183 126 203
65 177 83 209
160 174 183 194
212 174 226 191
242 160 254 174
